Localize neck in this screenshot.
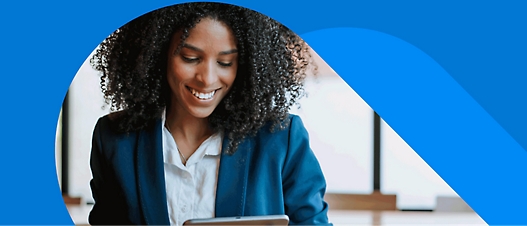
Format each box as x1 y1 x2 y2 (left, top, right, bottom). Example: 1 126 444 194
165 104 213 149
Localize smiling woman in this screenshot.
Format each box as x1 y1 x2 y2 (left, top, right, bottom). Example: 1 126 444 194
88 2 330 226
165 18 238 159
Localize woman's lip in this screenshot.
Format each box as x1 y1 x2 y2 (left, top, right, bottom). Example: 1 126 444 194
185 86 221 93
185 86 220 101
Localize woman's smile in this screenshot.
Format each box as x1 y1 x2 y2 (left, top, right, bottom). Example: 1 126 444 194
185 86 221 100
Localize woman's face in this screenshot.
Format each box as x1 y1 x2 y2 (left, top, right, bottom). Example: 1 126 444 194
167 18 238 119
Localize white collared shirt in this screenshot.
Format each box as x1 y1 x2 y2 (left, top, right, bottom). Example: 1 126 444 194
161 114 222 226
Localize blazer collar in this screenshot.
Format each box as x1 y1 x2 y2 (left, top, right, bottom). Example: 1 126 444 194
215 134 253 217
136 118 170 225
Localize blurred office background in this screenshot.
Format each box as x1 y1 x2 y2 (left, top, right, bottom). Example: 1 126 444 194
56 50 486 225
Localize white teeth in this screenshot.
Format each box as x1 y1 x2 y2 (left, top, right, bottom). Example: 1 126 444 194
190 88 216 100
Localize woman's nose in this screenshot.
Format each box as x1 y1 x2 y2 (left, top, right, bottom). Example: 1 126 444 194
196 61 218 86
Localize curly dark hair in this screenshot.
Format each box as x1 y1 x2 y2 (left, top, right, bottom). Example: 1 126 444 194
91 2 314 153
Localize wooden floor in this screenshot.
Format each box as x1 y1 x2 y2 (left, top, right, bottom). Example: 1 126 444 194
67 205 487 225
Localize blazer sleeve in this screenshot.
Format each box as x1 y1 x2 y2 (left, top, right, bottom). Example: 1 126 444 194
88 117 133 225
282 115 332 225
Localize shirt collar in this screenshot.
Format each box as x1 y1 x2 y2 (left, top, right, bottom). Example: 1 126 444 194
161 109 223 160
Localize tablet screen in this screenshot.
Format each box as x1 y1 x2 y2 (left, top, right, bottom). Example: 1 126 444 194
183 214 289 225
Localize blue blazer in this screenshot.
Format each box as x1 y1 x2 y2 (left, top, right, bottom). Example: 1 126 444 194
89 114 331 225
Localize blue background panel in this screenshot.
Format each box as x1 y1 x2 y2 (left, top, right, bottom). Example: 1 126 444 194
0 0 525 224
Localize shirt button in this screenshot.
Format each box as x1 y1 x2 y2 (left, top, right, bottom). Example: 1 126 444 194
181 205 188 213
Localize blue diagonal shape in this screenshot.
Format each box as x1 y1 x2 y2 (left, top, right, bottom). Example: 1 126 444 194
302 27 527 225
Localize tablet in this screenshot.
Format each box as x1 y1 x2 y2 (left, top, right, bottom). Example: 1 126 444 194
183 214 289 225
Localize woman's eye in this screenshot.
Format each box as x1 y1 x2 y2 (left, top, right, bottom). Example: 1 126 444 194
181 56 199 63
218 61 233 67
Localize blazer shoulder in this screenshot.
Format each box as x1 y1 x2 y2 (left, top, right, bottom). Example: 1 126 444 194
94 112 120 135
286 114 308 135
288 113 300 120
251 114 303 139
287 113 303 126
91 111 146 161
94 109 137 134
250 114 308 156
92 111 138 145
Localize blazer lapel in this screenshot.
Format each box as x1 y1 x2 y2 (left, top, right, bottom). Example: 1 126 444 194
136 119 170 225
215 135 253 217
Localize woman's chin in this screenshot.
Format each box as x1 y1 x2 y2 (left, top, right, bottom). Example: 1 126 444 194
187 108 216 119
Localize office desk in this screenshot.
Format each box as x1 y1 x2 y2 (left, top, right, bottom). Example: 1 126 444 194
328 210 486 225
67 205 486 225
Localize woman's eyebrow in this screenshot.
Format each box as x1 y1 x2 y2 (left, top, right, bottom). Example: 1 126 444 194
219 49 238 55
182 43 238 55
182 43 203 52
